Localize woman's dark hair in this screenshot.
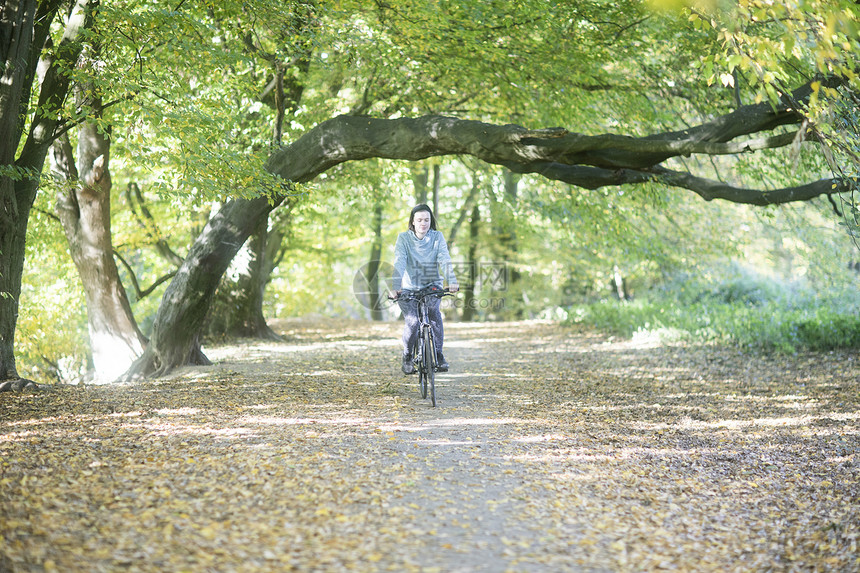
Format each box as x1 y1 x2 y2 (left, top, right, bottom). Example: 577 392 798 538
408 204 437 232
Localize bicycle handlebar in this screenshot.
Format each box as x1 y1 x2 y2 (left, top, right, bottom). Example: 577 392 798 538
388 288 457 302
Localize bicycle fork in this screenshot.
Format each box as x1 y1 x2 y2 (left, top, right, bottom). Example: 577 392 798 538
426 326 436 370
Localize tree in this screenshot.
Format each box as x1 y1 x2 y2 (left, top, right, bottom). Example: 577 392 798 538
1 0 96 387
204 0 315 340
365 198 385 321
48 59 149 383
462 204 480 322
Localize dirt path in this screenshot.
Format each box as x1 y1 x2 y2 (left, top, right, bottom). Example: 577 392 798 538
1 319 858 572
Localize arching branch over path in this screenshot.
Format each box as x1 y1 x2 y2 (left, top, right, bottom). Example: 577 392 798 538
267 76 849 203
125 76 850 380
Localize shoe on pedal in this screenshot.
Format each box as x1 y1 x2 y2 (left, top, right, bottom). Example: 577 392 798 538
435 352 449 372
402 353 415 375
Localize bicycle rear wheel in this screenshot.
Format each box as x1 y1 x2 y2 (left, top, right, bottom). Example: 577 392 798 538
425 331 436 407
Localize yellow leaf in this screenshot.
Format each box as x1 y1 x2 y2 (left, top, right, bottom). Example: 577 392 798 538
199 526 217 540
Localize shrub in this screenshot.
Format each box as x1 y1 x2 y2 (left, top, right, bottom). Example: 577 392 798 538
566 265 860 354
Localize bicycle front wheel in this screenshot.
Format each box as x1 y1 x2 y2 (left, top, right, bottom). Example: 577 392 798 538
425 331 436 407
416 340 428 399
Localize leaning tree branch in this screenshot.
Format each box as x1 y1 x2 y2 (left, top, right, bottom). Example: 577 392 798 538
263 76 847 207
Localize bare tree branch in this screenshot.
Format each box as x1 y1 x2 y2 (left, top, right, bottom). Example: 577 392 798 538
113 249 177 300
125 182 185 267
653 167 850 206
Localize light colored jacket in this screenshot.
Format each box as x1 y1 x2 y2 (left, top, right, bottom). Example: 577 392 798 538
392 229 458 291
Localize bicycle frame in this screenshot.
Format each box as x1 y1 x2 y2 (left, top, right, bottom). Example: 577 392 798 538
414 295 436 369
395 287 454 407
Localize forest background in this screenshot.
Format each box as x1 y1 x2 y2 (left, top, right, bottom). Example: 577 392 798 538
2 0 860 386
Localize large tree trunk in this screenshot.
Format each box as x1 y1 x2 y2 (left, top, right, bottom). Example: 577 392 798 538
0 0 89 387
124 196 281 379
500 171 523 319
51 119 148 382
234 216 280 339
0 0 40 384
0 182 31 384
412 165 429 205
462 205 480 322
367 200 384 321
202 8 309 344
206 213 282 341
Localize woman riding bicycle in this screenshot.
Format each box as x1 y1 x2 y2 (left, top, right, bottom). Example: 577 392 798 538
392 204 459 375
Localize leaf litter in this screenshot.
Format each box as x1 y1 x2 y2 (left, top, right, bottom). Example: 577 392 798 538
1 318 857 572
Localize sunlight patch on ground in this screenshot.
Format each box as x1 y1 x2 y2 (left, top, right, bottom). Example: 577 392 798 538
376 417 523 433
723 394 813 404
507 450 618 464
447 319 556 330
153 407 201 416
440 372 494 379
3 416 74 428
128 422 258 438
0 431 38 443
445 338 521 347
204 338 400 362
630 410 860 433
108 411 144 417
602 328 687 350
237 416 370 426
294 370 340 377
514 434 569 443
418 439 486 447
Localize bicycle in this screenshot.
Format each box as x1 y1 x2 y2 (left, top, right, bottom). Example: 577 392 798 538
391 285 455 407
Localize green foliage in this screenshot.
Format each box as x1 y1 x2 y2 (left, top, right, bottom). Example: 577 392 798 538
17 237 90 384
568 263 860 354
689 0 859 105
0 165 40 182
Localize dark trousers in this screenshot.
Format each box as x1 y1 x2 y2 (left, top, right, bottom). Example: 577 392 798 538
398 296 443 357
